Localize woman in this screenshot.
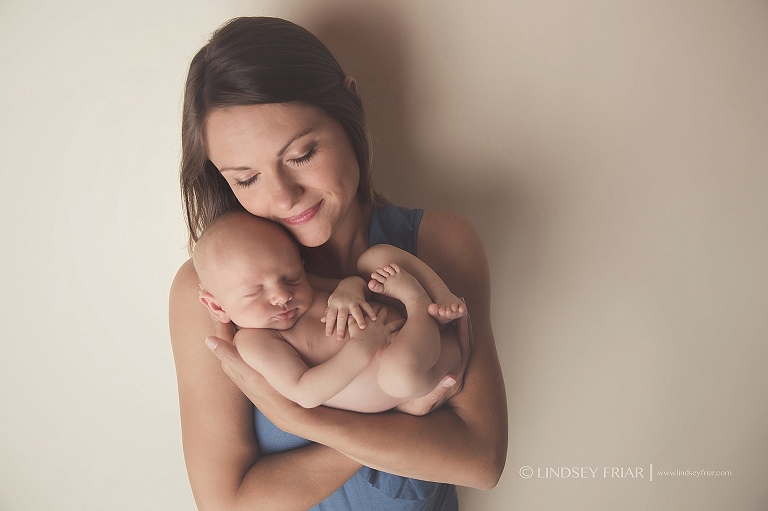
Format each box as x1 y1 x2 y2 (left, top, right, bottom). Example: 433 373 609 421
169 17 507 511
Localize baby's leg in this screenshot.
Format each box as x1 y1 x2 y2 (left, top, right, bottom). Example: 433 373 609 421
372 264 458 399
393 332 462 416
358 244 465 324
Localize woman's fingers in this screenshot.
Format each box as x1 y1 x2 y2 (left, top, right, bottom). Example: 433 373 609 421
456 298 472 356
206 336 246 373
212 317 235 342
449 299 471 394
206 335 272 401
395 376 458 416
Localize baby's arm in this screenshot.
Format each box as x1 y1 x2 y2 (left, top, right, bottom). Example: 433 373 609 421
235 314 401 409
358 244 465 323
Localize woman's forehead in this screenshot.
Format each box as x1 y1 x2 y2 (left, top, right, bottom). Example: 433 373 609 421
205 103 327 157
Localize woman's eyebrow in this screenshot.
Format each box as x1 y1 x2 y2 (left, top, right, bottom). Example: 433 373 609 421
277 128 314 157
219 166 252 173
218 128 315 173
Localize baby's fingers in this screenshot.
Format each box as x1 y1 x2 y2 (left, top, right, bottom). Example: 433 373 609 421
349 307 367 330
336 311 349 340
324 306 338 336
360 301 377 321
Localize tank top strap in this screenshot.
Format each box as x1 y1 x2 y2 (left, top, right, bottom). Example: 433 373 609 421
369 203 424 256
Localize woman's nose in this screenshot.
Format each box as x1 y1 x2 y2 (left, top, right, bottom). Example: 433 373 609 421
270 287 293 306
271 170 303 211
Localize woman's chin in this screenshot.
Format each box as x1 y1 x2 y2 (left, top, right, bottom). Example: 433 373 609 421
290 226 332 248
297 236 330 248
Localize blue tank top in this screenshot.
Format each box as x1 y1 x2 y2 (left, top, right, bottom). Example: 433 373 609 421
253 203 458 511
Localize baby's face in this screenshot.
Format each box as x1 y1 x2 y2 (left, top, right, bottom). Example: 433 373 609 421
205 234 314 330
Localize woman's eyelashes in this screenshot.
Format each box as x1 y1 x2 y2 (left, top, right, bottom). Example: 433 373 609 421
235 174 259 188
289 146 316 166
232 146 315 188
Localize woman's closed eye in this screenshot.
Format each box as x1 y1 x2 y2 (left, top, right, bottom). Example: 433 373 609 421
289 146 316 166
234 174 259 188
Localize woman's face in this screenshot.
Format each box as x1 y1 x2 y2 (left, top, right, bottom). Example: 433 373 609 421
204 103 361 248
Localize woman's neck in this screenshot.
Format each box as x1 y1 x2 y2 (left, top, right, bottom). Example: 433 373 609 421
302 201 372 279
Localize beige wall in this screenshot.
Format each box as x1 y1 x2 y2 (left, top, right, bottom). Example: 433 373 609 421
1 1 766 509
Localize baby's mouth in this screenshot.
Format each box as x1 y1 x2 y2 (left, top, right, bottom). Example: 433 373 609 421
273 308 297 321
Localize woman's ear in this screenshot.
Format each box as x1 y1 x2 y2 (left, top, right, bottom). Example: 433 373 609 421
343 76 358 95
199 290 231 324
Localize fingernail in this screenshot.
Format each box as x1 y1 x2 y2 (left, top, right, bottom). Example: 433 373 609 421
442 377 456 388
205 337 219 351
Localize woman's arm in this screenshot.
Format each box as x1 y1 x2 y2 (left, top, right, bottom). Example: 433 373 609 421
169 260 361 511
209 211 508 489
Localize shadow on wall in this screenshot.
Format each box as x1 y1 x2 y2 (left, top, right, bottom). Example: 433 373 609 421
306 5 545 301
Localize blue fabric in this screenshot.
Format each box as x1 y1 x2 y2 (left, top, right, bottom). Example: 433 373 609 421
252 203 458 511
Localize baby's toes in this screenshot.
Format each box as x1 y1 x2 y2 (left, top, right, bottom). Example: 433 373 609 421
433 307 454 325
381 264 397 276
368 278 385 293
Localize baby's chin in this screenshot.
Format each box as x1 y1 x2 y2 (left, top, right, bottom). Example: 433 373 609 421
236 309 303 330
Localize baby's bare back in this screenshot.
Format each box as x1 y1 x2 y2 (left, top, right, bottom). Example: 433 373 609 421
279 290 407 413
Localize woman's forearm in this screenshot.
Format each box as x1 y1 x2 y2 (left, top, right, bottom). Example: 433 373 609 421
228 444 361 511
184 418 361 511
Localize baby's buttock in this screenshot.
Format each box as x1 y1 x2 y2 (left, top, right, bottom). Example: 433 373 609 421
323 353 408 413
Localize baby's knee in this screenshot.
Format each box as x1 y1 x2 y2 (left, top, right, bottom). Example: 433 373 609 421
358 244 398 274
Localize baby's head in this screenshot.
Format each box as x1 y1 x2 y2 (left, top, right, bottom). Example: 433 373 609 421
194 211 313 329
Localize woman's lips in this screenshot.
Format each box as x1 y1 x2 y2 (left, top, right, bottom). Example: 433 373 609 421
282 201 322 226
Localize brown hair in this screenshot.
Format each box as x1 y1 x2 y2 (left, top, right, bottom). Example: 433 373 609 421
181 17 383 252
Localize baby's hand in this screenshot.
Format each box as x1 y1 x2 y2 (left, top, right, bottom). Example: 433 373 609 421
347 307 403 354
322 276 377 340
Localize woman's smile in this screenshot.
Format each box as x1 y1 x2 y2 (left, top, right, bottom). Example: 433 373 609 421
282 200 323 226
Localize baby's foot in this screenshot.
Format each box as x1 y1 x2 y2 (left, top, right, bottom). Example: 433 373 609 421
427 286 466 325
368 263 431 307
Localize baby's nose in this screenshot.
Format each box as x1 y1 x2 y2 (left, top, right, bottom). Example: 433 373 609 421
271 288 292 306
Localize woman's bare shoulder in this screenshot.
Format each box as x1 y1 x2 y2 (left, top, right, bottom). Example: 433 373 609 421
418 210 490 297
171 258 198 298
169 259 207 345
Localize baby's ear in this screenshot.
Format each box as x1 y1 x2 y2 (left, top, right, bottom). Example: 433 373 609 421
199 290 230 324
